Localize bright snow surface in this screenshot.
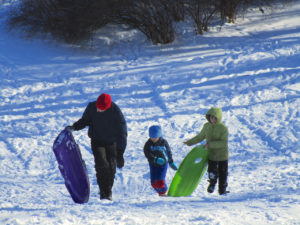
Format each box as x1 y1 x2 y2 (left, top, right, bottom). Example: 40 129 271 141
0 1 299 224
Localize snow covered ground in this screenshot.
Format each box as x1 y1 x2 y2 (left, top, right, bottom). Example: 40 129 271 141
0 1 299 224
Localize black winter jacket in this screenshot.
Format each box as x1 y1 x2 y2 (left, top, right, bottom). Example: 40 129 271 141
72 101 127 156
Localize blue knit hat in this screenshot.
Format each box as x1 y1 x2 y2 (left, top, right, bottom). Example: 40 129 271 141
149 125 162 138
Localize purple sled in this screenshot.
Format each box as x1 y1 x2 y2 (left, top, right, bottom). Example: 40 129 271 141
53 129 90 204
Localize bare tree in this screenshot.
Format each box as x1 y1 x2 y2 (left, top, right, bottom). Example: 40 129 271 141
216 0 242 23
114 0 175 44
168 0 185 22
186 0 218 34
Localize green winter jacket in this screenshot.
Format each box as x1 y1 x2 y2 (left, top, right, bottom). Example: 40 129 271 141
185 107 228 161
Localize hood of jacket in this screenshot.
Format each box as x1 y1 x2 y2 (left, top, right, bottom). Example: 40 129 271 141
205 107 222 124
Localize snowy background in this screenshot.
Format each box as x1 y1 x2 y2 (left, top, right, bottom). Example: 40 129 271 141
0 1 299 224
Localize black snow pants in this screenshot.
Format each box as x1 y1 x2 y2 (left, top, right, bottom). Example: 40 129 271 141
91 140 117 198
208 160 228 193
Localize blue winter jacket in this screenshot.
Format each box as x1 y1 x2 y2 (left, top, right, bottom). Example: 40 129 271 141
144 138 174 167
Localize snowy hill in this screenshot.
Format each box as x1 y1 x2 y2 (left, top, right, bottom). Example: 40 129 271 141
0 1 299 225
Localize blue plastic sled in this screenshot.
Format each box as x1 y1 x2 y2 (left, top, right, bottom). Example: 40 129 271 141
53 129 90 203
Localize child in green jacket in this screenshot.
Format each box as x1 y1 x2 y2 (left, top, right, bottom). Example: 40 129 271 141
184 107 229 195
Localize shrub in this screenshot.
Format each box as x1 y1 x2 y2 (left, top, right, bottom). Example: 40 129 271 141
216 0 242 24
113 0 175 44
6 0 290 45
8 0 177 45
186 0 218 34
8 0 113 43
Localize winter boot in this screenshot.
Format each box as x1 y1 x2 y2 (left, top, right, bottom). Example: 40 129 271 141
159 190 168 197
207 182 216 193
106 190 112 201
100 188 112 201
219 189 229 195
207 171 217 193
100 193 112 201
218 182 228 195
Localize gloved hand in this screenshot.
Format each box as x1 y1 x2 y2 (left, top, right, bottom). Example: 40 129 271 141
154 157 165 166
170 162 178 170
65 125 74 132
117 154 124 169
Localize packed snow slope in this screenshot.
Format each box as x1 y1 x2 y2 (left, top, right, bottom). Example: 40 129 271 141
0 1 299 225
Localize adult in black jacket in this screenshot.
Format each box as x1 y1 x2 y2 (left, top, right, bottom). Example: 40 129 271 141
67 93 127 201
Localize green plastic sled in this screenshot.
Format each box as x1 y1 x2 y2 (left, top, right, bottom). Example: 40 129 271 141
168 145 208 197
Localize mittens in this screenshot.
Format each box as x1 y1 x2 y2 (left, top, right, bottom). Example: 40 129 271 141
65 125 74 132
117 154 124 169
170 162 178 170
154 157 165 166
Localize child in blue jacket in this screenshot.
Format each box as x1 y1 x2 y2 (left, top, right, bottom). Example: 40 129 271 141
144 125 178 196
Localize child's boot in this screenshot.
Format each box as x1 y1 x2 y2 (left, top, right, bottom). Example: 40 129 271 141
218 168 228 195
207 182 216 193
207 172 217 193
159 193 168 197
218 182 228 195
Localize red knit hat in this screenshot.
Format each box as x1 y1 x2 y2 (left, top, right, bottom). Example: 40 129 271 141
96 93 111 110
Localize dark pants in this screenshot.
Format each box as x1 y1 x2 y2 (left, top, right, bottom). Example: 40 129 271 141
91 140 117 198
208 160 228 192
